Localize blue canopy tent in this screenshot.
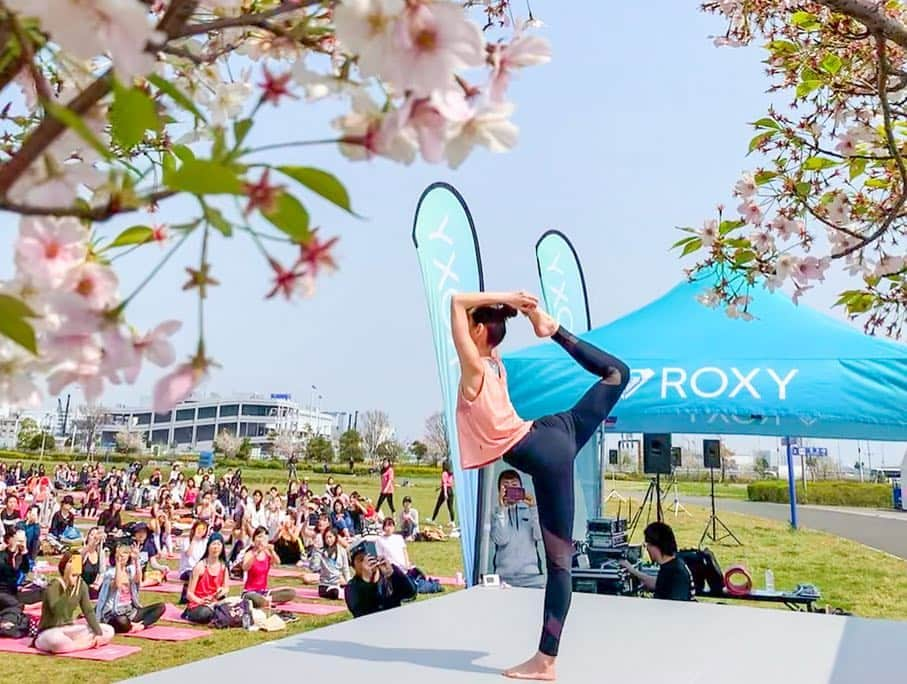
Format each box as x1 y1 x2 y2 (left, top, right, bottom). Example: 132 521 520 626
502 278 907 527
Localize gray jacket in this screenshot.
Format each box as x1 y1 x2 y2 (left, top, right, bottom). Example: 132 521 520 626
491 503 544 587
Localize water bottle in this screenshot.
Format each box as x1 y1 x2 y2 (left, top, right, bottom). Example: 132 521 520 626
455 571 464 586
765 569 775 592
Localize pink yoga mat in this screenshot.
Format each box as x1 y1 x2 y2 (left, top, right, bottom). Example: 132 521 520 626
123 625 211 641
160 603 193 624
276 601 346 616
141 582 185 594
269 567 303 578
294 587 322 600
0 637 141 661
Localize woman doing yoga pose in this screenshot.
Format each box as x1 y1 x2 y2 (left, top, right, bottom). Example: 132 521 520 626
451 291 629 681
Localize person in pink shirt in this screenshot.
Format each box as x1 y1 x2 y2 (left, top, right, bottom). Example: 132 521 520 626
376 460 395 514
431 460 455 524
451 291 629 681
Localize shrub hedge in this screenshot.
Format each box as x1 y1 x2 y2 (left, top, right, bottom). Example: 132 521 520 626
747 480 892 508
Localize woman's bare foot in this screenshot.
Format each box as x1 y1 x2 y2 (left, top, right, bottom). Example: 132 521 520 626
503 652 557 680
525 307 559 339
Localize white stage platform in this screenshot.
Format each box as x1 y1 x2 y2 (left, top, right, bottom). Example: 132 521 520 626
129 587 906 683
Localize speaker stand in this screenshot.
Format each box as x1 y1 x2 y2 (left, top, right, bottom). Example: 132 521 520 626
699 467 742 547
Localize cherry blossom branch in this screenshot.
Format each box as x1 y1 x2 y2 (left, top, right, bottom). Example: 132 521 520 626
5 9 51 102
835 33 907 259
817 0 907 51
168 0 320 39
0 189 176 221
0 0 200 196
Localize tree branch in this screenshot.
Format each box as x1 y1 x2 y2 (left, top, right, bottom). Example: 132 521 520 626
817 0 907 51
168 0 318 39
834 33 907 259
0 189 177 221
0 0 199 196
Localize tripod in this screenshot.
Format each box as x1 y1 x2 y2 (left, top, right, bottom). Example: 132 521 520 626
629 474 663 539
699 466 741 546
665 476 691 518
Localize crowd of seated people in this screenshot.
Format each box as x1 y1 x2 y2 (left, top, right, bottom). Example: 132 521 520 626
0 459 432 651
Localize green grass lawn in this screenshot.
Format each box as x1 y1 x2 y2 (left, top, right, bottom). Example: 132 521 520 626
4 468 907 682
614 478 749 500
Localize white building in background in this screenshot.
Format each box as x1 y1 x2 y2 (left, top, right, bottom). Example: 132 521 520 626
0 407 20 449
98 393 333 453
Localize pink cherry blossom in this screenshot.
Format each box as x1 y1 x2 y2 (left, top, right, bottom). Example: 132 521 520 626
791 256 830 285
46 340 106 401
388 0 485 95
737 201 763 225
14 216 87 287
751 231 774 254
63 262 119 311
825 194 850 225
769 215 800 241
0 342 42 407
445 101 519 169
334 94 417 163
699 219 719 247
104 320 181 384
733 172 757 199
791 285 813 305
873 255 905 277
775 253 799 281
333 0 404 80
153 361 207 412
8 0 164 79
697 289 721 308
488 31 552 102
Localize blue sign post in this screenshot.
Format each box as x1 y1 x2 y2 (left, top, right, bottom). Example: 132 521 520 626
784 437 798 530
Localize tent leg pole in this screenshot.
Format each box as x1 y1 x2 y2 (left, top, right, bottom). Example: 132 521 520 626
786 437 798 530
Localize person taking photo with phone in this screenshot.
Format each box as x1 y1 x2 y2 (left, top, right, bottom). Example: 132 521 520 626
344 541 416 618
491 470 544 589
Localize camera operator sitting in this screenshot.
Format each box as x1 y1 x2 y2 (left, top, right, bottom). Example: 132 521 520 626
491 470 544 589
620 522 694 601
344 541 416 618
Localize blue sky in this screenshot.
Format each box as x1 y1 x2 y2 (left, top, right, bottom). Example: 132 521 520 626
7 2 905 466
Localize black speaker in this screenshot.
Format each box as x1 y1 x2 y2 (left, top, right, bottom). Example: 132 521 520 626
643 433 672 474
608 449 618 465
671 447 682 468
703 439 721 469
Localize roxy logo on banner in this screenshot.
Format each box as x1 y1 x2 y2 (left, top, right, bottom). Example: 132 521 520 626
622 366 799 401
543 250 576 331
428 214 461 368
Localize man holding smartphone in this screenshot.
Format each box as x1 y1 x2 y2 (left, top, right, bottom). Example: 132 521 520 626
344 541 416 618
491 470 545 589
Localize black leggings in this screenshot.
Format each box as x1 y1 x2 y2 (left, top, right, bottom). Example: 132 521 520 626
0 589 43 612
376 493 395 514
431 490 455 522
184 605 215 624
107 603 166 633
318 585 341 600
503 327 628 657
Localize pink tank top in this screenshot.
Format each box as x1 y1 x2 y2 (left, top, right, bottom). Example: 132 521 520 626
244 553 270 594
456 355 531 470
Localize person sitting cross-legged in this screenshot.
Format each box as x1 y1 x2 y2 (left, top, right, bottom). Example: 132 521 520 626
241 526 296 609
183 533 230 624
311 528 352 600
33 552 115 654
620 521 694 601
95 541 165 633
344 540 416 618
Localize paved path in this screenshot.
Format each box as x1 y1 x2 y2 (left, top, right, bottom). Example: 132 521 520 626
679 495 907 559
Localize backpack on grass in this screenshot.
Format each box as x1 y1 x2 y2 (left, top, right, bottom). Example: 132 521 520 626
212 600 251 629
